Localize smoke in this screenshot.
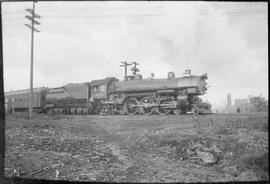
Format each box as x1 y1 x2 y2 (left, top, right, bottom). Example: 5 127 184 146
142 2 268 106
3 2 268 106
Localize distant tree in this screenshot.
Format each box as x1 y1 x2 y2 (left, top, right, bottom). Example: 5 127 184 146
251 97 268 112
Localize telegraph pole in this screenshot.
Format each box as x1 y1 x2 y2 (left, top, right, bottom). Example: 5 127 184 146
25 1 41 119
120 61 132 80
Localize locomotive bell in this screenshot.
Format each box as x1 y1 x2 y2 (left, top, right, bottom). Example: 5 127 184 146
183 69 191 76
168 72 175 79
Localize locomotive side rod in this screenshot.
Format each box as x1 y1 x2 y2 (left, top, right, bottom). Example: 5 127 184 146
100 101 177 108
131 103 177 108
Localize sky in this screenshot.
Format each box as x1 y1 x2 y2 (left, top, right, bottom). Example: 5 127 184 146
2 1 268 108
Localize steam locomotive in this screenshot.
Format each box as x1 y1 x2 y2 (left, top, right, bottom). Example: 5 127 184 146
5 63 211 115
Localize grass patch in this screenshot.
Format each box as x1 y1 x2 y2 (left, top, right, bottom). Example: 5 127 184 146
214 126 234 135
238 152 268 175
226 116 268 132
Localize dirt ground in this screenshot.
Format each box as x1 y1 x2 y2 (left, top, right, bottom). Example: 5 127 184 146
4 113 269 182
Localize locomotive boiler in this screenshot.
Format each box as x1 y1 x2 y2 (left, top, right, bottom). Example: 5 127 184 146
99 69 209 115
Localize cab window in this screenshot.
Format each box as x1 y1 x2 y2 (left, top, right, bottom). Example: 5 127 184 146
93 85 106 93
99 85 106 92
93 86 98 93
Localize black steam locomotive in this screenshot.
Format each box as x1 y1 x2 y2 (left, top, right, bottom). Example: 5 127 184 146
5 63 211 115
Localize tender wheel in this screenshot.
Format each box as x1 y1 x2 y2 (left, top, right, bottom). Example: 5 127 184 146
70 108 75 115
156 100 172 115
172 108 181 115
100 106 107 115
83 108 89 115
140 97 155 115
53 108 58 114
64 107 70 115
125 97 139 115
47 108 53 114
88 105 93 114
191 105 200 114
105 106 113 115
59 108 64 114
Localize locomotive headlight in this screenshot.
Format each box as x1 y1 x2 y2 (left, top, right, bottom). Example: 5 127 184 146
201 73 208 80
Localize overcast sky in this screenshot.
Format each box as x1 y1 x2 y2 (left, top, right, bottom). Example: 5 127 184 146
2 1 268 108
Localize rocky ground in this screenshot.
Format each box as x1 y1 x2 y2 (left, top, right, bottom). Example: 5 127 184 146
4 113 269 182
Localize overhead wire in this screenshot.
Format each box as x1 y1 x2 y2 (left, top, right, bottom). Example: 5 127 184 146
2 6 267 15
2 7 267 24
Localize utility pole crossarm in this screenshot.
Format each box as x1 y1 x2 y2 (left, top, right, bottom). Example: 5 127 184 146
25 15 41 25
24 24 40 32
25 2 41 32
26 8 41 18
120 61 132 80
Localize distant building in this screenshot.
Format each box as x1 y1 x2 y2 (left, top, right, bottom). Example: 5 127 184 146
227 93 232 106
225 93 234 113
234 96 268 113
234 98 249 113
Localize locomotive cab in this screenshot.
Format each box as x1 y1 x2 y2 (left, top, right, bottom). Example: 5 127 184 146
89 77 118 100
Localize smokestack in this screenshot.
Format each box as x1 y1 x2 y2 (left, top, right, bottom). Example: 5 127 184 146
227 93 232 106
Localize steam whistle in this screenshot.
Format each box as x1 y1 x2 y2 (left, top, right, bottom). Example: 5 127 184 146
183 69 191 76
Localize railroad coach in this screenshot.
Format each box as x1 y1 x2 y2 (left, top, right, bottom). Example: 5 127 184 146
4 87 47 113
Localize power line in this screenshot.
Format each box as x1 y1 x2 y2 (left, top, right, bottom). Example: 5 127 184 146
2 8 266 18
3 17 266 25
43 13 164 18
201 10 267 15
4 12 265 21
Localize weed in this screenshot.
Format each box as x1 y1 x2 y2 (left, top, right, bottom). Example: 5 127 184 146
238 152 268 175
214 126 234 135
